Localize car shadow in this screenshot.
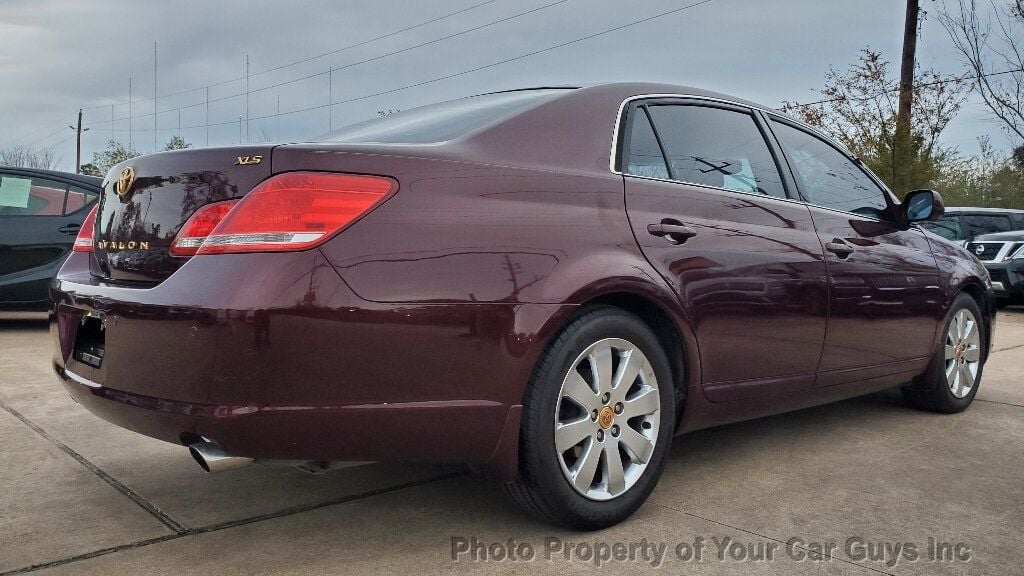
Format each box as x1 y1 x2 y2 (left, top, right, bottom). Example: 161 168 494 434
0 312 49 331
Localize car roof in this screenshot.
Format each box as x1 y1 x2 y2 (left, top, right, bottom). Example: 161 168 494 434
0 165 103 189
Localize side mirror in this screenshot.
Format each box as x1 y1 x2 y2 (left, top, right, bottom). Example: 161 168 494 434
902 189 945 223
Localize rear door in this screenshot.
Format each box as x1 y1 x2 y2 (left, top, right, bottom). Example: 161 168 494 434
765 117 943 385
0 171 97 306
620 99 828 401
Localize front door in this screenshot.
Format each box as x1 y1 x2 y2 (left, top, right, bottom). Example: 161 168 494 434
620 100 828 401
766 118 943 385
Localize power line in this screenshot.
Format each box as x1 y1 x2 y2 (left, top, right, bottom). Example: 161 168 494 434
85 0 570 129
82 0 502 112
789 67 1024 108
161 0 719 132
3 0 499 147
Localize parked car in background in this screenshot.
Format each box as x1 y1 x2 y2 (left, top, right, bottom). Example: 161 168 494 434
966 230 1024 305
50 84 995 529
919 206 1024 243
0 167 102 310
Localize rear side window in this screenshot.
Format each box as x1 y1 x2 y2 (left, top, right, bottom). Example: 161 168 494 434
770 120 890 219
0 176 67 217
961 214 1012 238
624 109 669 179
643 105 786 198
63 184 96 215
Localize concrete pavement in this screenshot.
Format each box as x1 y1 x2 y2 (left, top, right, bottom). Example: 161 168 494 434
1 309 1021 575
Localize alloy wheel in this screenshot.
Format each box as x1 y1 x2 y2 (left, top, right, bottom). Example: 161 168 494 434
945 309 981 399
553 338 660 501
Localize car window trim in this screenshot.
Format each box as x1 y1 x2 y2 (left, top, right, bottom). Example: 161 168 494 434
761 113 899 224
617 97 794 200
610 93 857 173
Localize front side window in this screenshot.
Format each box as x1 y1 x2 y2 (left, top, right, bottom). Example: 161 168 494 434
770 120 890 219
961 214 1012 238
0 175 67 217
642 104 786 198
919 216 962 240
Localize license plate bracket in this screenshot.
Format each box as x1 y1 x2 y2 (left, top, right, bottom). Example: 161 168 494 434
73 314 106 369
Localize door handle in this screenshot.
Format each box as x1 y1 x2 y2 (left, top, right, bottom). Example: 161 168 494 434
825 238 854 258
647 220 698 244
58 223 81 235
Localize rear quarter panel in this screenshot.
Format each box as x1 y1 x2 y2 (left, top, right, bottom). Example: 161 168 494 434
272 147 662 307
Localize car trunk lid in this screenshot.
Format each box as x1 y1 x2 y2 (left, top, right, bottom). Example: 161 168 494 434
93 145 274 283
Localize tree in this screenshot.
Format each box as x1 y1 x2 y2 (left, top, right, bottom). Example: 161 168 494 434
163 135 191 151
0 144 60 169
940 0 1024 146
781 49 969 197
90 140 140 173
79 163 103 177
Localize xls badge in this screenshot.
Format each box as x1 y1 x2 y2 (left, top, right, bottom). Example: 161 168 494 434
115 166 135 199
235 155 263 165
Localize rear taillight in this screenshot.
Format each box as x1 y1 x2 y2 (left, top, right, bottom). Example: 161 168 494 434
170 200 240 256
72 205 98 252
170 172 395 256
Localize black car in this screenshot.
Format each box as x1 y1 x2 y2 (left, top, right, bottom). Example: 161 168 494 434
0 166 102 310
965 230 1024 304
920 206 1024 242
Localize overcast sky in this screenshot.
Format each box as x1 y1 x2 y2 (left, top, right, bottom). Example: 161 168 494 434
0 0 1009 172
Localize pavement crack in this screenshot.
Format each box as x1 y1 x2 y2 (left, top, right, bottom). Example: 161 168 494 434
0 401 186 534
991 342 1024 353
0 469 466 575
975 398 1024 408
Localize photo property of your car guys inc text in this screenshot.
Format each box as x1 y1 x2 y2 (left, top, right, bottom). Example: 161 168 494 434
1 1 1022 575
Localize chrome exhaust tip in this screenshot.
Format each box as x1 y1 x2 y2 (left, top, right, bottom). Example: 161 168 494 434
188 440 253 473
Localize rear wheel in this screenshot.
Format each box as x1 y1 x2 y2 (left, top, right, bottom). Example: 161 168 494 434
903 293 986 413
504 307 675 529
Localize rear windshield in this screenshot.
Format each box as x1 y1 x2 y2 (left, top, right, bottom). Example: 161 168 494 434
319 89 570 144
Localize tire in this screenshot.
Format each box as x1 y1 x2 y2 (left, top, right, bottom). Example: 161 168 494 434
902 293 986 413
503 307 676 530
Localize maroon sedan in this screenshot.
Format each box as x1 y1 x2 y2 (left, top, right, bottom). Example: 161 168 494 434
51 84 995 529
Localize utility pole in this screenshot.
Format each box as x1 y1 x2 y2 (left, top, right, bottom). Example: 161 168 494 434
276 94 280 141
154 42 158 152
205 86 210 147
128 76 133 148
328 67 333 132
245 54 250 144
68 109 89 174
896 0 919 178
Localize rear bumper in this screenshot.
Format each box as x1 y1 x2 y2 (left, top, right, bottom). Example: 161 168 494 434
51 250 570 479
57 367 514 465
